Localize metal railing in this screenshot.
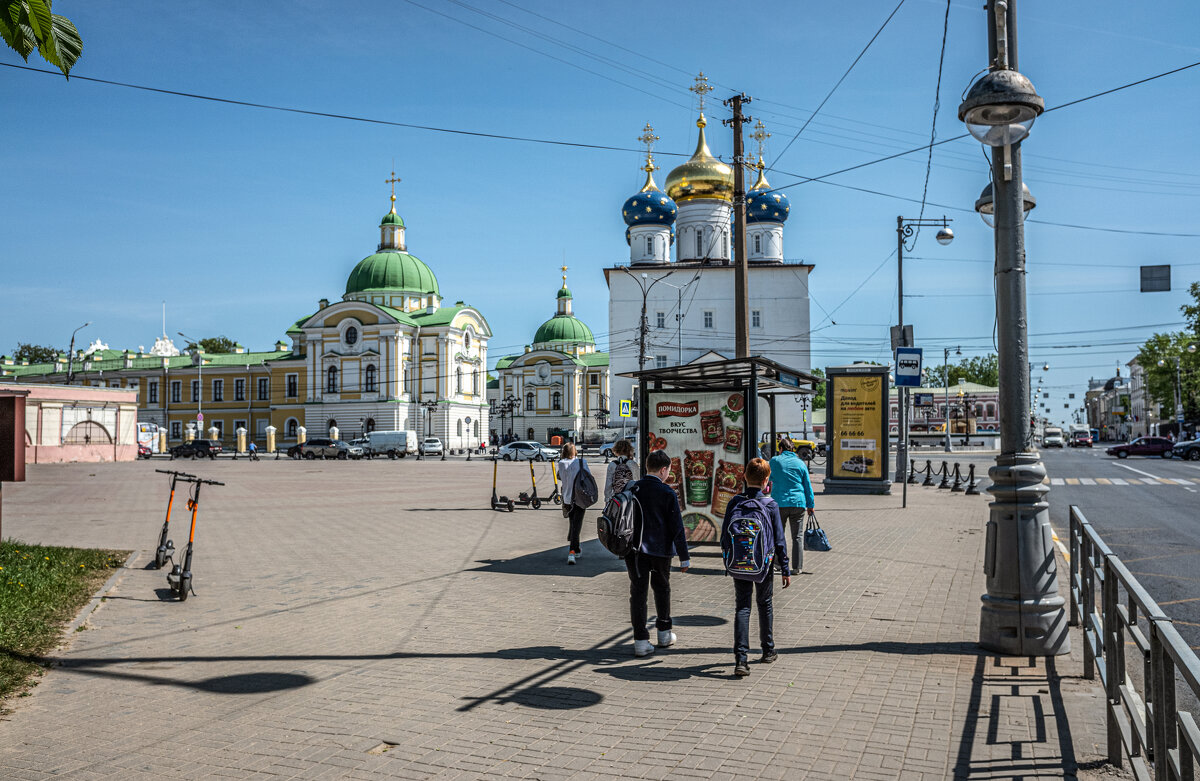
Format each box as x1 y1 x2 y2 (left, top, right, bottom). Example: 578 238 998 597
1069 505 1200 780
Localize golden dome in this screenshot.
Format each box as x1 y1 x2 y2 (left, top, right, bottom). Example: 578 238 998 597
665 114 733 203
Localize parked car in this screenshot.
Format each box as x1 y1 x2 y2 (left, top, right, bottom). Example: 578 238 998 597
600 434 636 458
138 443 153 459
496 440 559 461
291 437 364 460
1069 431 1093 448
1106 437 1175 459
419 437 444 456
1171 438 1200 461
170 440 223 460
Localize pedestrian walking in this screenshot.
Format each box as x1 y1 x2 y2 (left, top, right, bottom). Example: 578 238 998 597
721 457 790 677
557 443 590 565
768 438 816 575
625 449 690 657
604 438 636 502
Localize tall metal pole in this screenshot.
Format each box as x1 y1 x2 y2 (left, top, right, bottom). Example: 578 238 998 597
726 93 752 359
894 217 908 484
944 347 952 453
978 0 1069 656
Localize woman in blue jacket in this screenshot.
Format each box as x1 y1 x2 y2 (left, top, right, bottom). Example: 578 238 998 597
768 438 816 575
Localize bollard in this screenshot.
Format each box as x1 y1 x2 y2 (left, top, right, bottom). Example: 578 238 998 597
938 461 951 489
965 463 980 495
923 460 935 487
908 459 919 484
951 463 964 492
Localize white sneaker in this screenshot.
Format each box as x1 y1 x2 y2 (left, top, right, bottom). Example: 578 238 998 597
633 639 655 657
657 630 676 648
567 553 576 565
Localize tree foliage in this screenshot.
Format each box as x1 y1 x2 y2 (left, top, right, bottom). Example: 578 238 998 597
185 336 239 354
1133 285 1200 422
810 367 826 410
13 342 59 363
1182 281 1200 334
1 1 82 77
925 354 999 387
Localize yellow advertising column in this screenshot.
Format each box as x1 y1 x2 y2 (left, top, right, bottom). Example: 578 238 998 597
265 425 276 454
823 364 891 495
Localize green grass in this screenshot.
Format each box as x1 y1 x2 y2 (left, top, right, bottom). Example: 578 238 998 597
0 540 128 708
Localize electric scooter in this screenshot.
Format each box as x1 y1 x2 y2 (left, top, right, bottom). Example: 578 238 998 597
546 459 563 506
152 469 195 569
490 457 514 512
167 476 224 601
513 459 543 509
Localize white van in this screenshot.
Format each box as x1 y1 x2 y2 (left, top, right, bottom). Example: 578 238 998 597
361 430 418 458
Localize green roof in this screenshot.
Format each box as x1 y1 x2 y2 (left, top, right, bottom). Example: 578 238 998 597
578 351 609 367
380 210 405 228
557 287 572 299
533 314 594 346
410 304 492 334
345 250 439 297
495 356 517 370
492 350 607 371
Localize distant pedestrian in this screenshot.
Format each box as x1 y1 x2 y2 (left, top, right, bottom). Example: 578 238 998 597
625 449 691 657
721 457 790 676
248 441 259 461
769 438 816 575
604 438 636 502
557 443 587 565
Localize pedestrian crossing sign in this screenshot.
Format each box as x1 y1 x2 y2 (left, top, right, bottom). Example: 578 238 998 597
619 399 632 418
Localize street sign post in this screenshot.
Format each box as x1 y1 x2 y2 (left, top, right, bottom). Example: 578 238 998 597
894 347 923 388
618 400 632 418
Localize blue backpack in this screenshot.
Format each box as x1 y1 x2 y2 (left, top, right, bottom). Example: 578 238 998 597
721 497 776 583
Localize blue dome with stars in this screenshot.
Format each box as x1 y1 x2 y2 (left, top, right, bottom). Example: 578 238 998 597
746 165 790 224
622 188 677 228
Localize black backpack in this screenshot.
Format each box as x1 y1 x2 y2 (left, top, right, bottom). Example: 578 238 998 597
598 485 641 557
572 458 599 509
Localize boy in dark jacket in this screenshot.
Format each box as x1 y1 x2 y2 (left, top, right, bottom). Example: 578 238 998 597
627 448 691 657
721 457 790 677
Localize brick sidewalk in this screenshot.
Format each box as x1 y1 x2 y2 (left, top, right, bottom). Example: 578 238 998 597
0 459 1124 779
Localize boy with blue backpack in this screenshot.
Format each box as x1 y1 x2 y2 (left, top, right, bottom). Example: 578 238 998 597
721 457 790 677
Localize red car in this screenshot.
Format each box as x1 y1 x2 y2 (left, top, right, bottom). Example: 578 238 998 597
138 443 153 459
1105 437 1174 459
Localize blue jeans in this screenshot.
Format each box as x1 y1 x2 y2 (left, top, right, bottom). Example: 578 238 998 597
733 566 775 661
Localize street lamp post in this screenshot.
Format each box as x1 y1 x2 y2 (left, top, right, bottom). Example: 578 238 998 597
960 0 1069 655
943 346 960 452
1158 343 1196 433
894 216 953 483
502 394 518 441
65 321 91 385
621 267 673 372
658 278 694 367
178 331 202 436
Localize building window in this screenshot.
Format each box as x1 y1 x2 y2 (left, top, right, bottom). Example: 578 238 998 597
752 310 761 329
722 233 728 257
474 420 480 438
646 236 654 255
286 418 298 438
212 379 224 402
754 233 762 254
703 311 713 329
234 419 247 434
656 355 668 369
986 403 996 418
345 326 358 346
327 419 337 434
656 311 665 329
365 364 377 392
286 374 298 398
171 381 181 403
695 230 703 257
456 367 463 393
212 421 224 440
170 421 181 440
457 419 463 437
192 379 200 401
525 392 534 411
234 378 245 401
464 332 471 351
365 418 376 433
552 392 562 410
148 381 158 404
257 378 268 400
327 366 338 393
589 374 598 386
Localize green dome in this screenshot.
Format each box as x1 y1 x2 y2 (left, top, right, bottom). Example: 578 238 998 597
534 314 594 346
557 287 572 299
380 210 405 227
345 250 439 296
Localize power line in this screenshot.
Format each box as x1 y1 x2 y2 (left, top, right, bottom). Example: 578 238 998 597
911 0 952 245
770 0 907 169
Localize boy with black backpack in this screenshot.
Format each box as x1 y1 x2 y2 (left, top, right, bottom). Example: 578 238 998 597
720 457 790 677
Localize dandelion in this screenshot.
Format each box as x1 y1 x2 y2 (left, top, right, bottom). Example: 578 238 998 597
44 556 50 560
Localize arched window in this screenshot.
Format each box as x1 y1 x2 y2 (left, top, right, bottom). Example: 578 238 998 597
646 235 654 255
285 418 298 438
754 233 762 254
552 391 562 411
365 418 376 433
695 230 703 257
986 403 997 418
975 403 984 418
457 419 463 437
456 367 463 393
525 392 534 411
473 369 479 394
327 419 338 433
464 332 471 351
327 365 338 393
364 364 377 392
344 326 358 346
473 420 480 438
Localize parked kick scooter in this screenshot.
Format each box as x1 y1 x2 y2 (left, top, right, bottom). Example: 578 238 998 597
513 460 543 509
490 457 514 512
546 459 562 506
152 469 196 569
167 476 224 601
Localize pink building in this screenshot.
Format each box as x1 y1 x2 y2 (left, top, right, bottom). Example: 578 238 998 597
2 383 139 463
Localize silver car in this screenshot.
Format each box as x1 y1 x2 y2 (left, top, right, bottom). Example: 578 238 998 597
497 441 560 461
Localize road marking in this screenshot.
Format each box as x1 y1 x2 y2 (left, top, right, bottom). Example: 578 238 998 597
1080 478 1096 485
1113 463 1164 480
1111 478 1128 485
1122 550 1200 564
1158 597 1200 607
1065 478 1080 485
1050 478 1065 486
1158 478 1177 485
1050 530 1070 563
1174 478 1193 485
1094 478 1112 485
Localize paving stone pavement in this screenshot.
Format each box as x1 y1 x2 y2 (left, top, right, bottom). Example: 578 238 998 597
0 458 1127 780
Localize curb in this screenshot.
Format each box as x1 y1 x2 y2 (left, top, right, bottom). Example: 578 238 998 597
65 550 140 636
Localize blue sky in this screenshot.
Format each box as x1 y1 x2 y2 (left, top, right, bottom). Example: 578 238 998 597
3 0 1199 425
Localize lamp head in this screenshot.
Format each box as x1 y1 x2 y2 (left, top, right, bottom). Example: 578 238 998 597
935 226 954 245
1158 359 1167 368
958 69 1044 147
975 181 1036 227
1189 344 1197 354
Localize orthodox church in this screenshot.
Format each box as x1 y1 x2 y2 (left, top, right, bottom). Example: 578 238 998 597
489 269 610 443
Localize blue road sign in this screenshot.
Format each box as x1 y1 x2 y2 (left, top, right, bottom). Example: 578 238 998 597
895 347 923 387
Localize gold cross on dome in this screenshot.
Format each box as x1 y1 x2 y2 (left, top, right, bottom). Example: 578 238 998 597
637 123 660 172
689 72 714 112
385 170 402 203
751 120 770 159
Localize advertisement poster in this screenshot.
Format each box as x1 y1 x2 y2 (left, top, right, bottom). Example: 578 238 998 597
830 375 885 480
647 390 747 543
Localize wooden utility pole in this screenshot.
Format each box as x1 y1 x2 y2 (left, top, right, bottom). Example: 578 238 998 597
724 94 752 358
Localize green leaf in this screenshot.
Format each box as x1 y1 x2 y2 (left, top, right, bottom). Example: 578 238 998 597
22 0 50 43
42 12 80 75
